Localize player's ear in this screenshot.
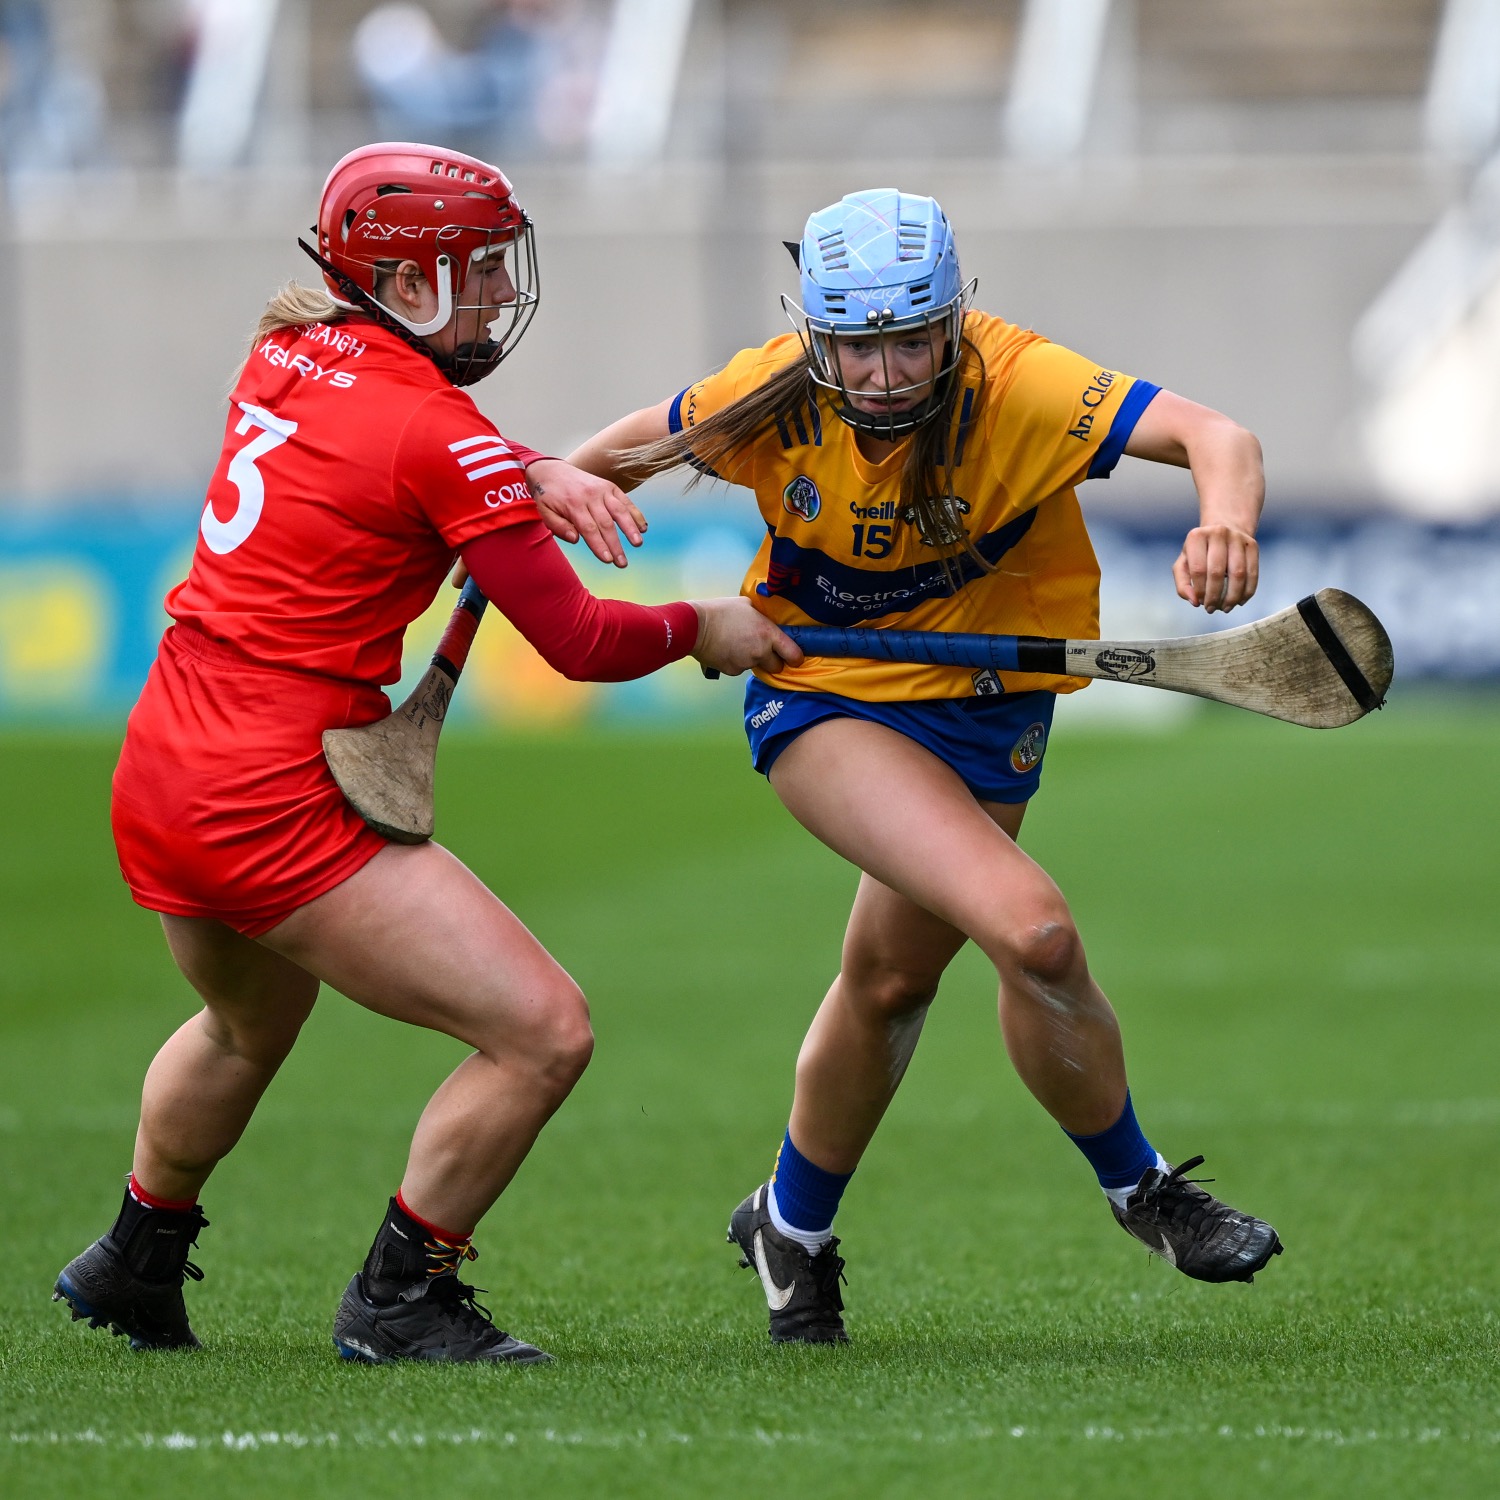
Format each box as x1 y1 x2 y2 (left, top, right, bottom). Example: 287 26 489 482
395 259 429 303
783 240 801 269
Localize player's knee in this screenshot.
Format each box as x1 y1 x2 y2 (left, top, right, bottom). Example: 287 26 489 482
200 1004 310 1071
845 961 941 1021
1007 918 1081 987
526 977 595 1091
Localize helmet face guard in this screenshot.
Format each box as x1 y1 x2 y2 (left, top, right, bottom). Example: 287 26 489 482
309 142 540 386
427 222 539 387
787 293 971 441
787 188 971 440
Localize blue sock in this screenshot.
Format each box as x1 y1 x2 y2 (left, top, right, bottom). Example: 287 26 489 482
1064 1091 1157 1190
769 1130 852 1236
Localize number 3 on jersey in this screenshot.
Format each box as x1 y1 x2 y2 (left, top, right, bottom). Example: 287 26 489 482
200 402 298 555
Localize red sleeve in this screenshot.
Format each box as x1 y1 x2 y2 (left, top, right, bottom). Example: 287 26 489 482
394 390 541 550
505 441 552 468
462 524 699 682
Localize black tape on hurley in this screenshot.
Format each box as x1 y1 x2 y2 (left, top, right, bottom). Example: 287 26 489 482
1295 594 1383 713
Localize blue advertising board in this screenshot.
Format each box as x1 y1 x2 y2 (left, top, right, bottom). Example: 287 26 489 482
0 497 1496 726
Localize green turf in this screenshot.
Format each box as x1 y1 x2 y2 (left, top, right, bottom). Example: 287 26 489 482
3 694 1499 1498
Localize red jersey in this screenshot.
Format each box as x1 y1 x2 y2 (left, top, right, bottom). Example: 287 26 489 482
119 314 698 935
167 317 540 686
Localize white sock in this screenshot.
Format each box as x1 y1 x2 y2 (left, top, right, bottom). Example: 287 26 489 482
768 1181 834 1256
1103 1152 1171 1210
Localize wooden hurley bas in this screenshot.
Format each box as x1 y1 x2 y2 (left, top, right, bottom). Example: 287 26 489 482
322 580 488 845
781 588 1395 730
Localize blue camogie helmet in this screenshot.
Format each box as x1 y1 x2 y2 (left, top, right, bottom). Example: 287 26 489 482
787 188 972 439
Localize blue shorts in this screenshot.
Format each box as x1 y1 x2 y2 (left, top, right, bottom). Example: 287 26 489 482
744 677 1057 804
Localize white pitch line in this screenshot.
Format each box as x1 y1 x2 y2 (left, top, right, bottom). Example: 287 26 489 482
6 1425 1497 1451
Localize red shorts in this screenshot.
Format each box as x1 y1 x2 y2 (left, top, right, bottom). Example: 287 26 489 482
111 625 391 937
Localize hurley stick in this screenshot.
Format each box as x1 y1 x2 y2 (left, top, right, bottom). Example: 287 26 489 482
323 580 488 843
777 589 1393 729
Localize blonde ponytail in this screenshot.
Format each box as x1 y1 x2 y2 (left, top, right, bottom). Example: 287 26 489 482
230 279 343 385
252 280 341 340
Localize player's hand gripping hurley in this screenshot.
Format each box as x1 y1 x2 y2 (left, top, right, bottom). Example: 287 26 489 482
322 580 488 844
776 588 1392 729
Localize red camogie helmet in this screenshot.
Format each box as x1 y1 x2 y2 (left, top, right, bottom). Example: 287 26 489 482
309 141 539 384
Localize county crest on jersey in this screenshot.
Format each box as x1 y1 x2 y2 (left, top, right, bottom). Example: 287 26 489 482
668 311 1160 702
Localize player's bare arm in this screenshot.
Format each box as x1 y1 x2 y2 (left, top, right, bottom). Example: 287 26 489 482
566 398 674 489
1124 390 1264 614
449 450 654 586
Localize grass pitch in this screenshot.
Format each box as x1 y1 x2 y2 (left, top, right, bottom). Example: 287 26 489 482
3 694 1499 1498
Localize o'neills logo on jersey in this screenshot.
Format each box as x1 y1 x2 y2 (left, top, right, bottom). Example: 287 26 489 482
749 698 785 730
1010 721 1047 774
783 475 821 522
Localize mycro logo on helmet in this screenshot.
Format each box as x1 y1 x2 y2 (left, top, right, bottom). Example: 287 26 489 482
1010 722 1047 774
783 476 821 522
859 286 905 312
354 222 464 243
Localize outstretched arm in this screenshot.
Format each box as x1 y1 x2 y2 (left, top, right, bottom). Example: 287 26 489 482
1124 390 1264 614
461 521 802 680
501 398 676 571
566 398 675 489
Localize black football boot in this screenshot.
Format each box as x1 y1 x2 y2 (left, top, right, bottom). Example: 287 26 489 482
332 1197 550 1364
1112 1155 1283 1282
53 1184 208 1350
727 1182 849 1344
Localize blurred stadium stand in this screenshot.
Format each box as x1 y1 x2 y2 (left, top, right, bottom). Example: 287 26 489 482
2 0 1498 720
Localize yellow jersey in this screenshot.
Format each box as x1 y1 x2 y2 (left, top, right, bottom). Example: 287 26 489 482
669 311 1160 699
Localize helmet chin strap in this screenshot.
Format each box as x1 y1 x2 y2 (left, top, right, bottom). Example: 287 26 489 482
830 376 953 440
444 340 506 388
296 239 504 387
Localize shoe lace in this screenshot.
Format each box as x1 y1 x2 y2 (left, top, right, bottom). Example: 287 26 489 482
424 1272 510 1338
121 1203 210 1285
808 1238 847 1313
1133 1155 1220 1233
424 1234 479 1279
183 1207 209 1283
